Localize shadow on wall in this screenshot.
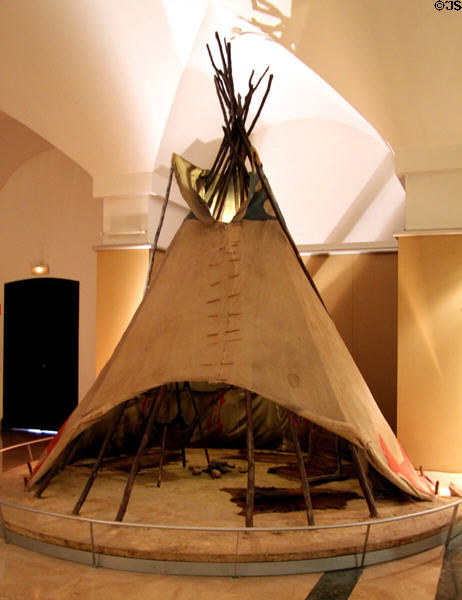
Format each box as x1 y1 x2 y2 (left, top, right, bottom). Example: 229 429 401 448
243 0 311 54
323 153 401 246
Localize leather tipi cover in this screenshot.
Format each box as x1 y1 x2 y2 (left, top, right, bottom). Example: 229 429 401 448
28 155 433 499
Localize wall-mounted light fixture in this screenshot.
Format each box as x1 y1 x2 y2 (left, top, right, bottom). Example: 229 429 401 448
30 262 50 276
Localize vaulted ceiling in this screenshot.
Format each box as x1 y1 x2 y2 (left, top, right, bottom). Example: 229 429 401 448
1 0 460 239
0 110 51 190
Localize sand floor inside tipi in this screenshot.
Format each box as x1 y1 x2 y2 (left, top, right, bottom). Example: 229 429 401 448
1 447 459 569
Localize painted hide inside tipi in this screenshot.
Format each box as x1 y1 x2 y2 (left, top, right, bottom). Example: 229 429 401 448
28 36 433 510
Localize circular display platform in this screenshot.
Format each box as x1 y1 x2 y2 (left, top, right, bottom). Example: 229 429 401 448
0 448 460 576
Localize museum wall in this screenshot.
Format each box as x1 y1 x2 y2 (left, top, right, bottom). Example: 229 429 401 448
0 148 101 421
95 249 164 375
404 170 462 231
398 233 462 472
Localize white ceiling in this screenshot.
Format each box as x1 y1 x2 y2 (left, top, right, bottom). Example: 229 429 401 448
0 0 460 244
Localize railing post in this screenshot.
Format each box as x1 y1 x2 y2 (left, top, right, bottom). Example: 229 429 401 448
0 505 9 543
233 531 240 579
89 522 97 568
445 504 459 548
361 523 371 568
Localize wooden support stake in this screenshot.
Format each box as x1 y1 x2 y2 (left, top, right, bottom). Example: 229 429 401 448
157 423 168 488
289 412 314 526
26 443 34 463
185 383 214 477
0 505 8 543
72 402 127 515
35 440 76 498
26 443 34 476
335 435 344 476
115 388 163 521
34 463 60 498
245 389 255 528
174 383 187 469
305 421 312 462
349 443 379 518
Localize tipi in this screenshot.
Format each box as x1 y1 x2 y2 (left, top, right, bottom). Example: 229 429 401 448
27 35 434 524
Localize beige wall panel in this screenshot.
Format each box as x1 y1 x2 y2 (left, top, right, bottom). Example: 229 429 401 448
398 235 462 471
96 249 165 375
305 252 397 431
96 250 148 375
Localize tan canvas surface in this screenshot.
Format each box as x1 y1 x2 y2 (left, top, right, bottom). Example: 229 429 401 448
28 157 433 500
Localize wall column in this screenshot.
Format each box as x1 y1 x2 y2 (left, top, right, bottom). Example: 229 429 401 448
396 144 462 471
92 172 187 376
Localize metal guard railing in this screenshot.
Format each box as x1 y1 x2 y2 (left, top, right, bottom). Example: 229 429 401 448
1 438 461 571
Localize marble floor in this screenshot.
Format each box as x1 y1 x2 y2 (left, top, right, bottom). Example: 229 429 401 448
1 431 460 600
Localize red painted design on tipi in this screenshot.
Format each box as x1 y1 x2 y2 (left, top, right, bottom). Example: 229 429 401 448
379 435 434 496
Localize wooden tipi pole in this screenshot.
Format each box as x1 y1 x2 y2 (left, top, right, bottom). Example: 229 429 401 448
245 389 255 528
289 412 315 526
144 163 174 293
72 401 127 515
156 422 168 488
115 387 164 521
185 382 214 474
349 443 379 518
35 439 79 498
